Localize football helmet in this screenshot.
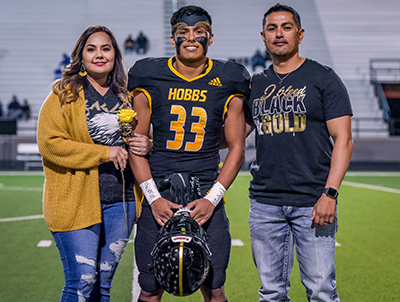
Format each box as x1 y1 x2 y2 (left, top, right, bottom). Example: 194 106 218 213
157 173 201 207
150 208 212 296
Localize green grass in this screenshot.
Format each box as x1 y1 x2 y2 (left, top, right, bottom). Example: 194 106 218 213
1 172 400 301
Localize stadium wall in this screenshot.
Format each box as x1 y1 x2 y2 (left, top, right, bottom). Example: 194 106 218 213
1 135 400 171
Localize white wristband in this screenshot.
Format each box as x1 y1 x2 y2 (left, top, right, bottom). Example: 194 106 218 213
204 181 226 207
139 178 161 205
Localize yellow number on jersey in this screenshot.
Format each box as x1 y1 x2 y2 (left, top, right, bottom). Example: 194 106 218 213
166 105 207 151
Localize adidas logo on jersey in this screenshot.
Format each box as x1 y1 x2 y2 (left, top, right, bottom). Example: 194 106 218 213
208 77 222 87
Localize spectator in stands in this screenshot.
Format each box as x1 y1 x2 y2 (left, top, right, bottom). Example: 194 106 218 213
54 53 71 80
20 99 31 120
37 25 152 302
124 34 136 54
61 53 71 69
54 68 62 80
136 31 149 54
251 49 266 72
7 95 22 119
0 100 3 117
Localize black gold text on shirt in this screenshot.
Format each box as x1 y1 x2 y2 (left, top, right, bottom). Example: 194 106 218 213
253 84 307 136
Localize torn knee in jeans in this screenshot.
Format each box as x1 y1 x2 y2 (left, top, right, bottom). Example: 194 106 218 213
75 255 96 267
81 273 96 283
75 255 97 300
100 261 113 271
109 239 129 261
77 273 96 301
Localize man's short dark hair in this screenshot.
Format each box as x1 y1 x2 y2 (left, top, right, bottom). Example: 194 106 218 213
262 3 301 30
170 5 212 27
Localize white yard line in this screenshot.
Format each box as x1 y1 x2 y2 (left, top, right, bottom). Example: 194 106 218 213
0 185 43 192
239 171 400 178
0 214 44 222
0 171 44 176
1 171 399 178
342 181 400 194
132 254 140 302
232 239 244 246
132 226 140 302
37 240 52 247
345 172 400 177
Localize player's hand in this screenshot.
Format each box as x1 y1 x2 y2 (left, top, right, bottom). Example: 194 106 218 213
125 133 153 157
109 146 128 170
151 197 182 226
187 198 215 225
311 194 337 228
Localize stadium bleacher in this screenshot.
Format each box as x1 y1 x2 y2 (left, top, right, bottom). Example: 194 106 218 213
0 0 400 170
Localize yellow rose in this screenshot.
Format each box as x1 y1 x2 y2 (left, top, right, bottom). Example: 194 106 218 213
117 109 137 123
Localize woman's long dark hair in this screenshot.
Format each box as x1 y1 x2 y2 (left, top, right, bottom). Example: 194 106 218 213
53 25 131 111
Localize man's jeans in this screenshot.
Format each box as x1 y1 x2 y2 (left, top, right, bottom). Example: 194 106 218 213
249 200 339 302
52 201 136 302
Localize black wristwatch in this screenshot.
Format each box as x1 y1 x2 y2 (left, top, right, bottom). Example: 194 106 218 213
323 187 339 199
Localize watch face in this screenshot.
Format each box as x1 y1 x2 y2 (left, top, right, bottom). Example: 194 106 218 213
325 187 338 198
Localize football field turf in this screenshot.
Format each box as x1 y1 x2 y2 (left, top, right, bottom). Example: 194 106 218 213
0 171 399 301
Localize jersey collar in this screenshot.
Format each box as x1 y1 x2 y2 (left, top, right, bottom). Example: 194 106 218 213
168 56 213 82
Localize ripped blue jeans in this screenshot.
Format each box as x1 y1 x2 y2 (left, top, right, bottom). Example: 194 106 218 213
52 201 136 302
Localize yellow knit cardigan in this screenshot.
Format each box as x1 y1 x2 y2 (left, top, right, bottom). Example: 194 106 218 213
37 86 110 232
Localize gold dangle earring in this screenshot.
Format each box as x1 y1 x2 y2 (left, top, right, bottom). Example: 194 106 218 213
79 64 87 77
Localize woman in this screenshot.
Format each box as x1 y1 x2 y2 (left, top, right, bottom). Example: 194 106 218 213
37 25 149 301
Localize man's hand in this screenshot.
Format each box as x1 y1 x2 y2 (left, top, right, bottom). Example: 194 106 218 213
311 194 337 228
187 198 215 225
151 197 182 226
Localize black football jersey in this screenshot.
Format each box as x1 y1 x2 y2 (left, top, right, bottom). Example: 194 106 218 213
128 57 250 180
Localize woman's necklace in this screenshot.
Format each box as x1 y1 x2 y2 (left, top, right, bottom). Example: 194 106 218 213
273 58 302 85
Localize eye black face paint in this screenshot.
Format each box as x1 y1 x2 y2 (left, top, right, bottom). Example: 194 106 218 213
196 36 208 55
174 36 209 55
175 36 187 55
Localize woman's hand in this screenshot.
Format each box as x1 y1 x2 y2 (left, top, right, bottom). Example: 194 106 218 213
125 133 153 156
109 146 128 170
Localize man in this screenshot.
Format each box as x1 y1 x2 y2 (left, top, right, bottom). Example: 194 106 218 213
124 34 136 54
127 5 250 302
245 4 353 302
136 31 149 54
7 95 22 119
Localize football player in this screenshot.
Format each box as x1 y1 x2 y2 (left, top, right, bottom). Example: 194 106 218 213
127 5 250 302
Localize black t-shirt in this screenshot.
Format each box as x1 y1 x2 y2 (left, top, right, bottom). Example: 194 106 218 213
245 59 352 207
128 57 250 180
84 81 135 203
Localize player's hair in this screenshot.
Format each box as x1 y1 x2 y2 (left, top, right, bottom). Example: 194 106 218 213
170 5 212 26
53 25 130 112
262 3 301 30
